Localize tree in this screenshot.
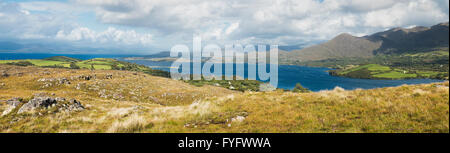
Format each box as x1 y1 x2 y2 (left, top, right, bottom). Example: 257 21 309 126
292 83 310 93
7 61 34 66
111 64 120 70
70 62 80 69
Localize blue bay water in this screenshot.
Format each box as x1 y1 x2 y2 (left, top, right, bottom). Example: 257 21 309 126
123 59 444 91
0 53 443 91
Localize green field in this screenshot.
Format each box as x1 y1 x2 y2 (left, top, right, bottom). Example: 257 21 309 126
0 58 121 70
340 64 391 74
296 49 449 80
372 71 417 79
0 59 66 67
330 64 445 79
0 56 171 78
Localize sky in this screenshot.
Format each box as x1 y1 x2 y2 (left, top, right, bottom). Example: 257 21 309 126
0 0 448 54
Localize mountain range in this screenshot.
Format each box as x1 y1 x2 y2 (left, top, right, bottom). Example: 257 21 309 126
281 22 449 63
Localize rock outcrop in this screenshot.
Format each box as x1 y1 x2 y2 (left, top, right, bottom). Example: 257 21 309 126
1 71 9 77
17 96 58 113
1 94 85 115
1 97 23 116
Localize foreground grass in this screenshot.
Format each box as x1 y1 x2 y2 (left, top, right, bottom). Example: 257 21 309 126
0 64 448 133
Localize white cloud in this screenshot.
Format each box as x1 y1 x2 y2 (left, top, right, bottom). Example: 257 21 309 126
363 0 447 28
0 0 448 52
225 22 239 35
56 27 153 45
75 0 448 47
0 1 154 50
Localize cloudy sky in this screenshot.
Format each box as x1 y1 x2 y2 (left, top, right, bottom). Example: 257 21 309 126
0 0 448 54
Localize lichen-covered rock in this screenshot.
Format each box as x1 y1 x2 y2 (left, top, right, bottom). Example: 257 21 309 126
75 83 86 90
79 75 94 80
14 94 85 114
1 97 23 116
57 78 70 84
1 71 9 77
58 99 85 112
6 97 22 107
105 74 113 79
231 116 246 123
17 96 57 113
37 77 71 88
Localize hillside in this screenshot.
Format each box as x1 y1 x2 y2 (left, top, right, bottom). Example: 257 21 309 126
282 22 449 80
0 65 448 132
369 22 449 54
282 22 449 63
282 33 382 62
0 57 171 77
0 57 266 92
328 64 447 80
44 56 82 63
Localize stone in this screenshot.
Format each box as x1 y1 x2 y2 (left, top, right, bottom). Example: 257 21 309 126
14 95 85 114
79 75 94 80
231 116 246 123
1 97 23 116
2 106 15 116
57 78 70 85
67 99 85 111
1 72 10 77
18 96 57 113
75 83 86 90
259 83 276 92
105 74 113 79
55 97 66 102
6 97 22 107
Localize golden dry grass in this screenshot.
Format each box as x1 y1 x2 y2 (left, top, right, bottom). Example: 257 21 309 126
0 64 448 133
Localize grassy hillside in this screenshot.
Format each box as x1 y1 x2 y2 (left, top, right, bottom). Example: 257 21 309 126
0 57 266 91
299 49 449 80
0 57 122 70
329 64 447 79
44 56 82 62
0 57 171 77
0 65 448 133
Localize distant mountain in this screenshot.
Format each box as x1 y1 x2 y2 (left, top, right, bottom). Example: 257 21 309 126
368 22 449 54
279 41 326 51
282 22 449 62
0 41 152 54
282 33 382 62
143 51 171 58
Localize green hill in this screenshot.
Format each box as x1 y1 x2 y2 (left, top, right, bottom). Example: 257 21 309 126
329 64 448 80
44 56 82 62
0 56 170 78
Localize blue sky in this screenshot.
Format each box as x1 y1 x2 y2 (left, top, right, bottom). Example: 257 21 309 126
0 0 448 54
